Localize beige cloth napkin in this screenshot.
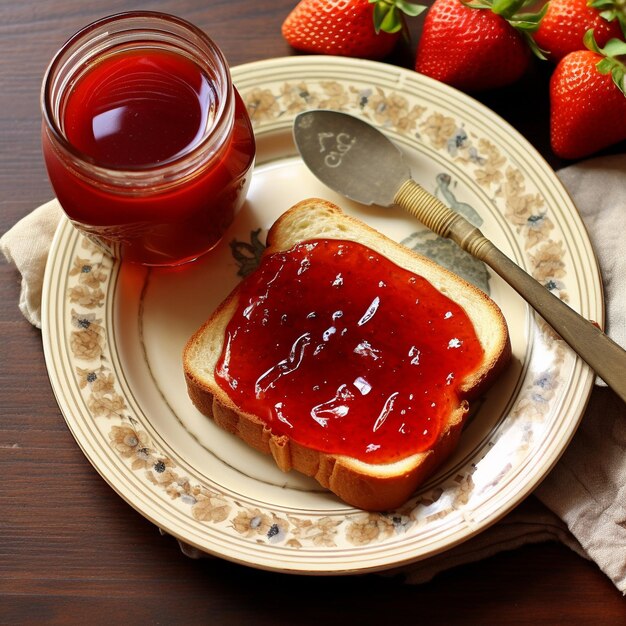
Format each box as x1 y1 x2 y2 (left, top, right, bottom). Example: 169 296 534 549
1 200 62 329
2 156 625 593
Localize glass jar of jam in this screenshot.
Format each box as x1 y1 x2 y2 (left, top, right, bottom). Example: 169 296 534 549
41 11 255 266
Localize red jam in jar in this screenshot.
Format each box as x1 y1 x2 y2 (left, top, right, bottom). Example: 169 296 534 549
41 12 255 266
215 239 485 464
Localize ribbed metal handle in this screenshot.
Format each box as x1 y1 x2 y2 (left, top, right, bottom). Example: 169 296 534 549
395 178 626 404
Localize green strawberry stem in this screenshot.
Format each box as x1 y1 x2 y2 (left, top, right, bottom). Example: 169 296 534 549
464 0 535 18
491 0 528 18
463 0 548 58
369 0 426 37
584 29 626 95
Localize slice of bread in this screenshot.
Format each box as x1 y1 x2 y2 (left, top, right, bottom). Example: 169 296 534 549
184 199 511 511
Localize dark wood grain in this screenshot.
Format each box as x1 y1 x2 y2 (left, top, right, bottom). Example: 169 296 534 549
1 1 624 623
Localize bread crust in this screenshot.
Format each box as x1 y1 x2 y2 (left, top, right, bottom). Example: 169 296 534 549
183 199 511 511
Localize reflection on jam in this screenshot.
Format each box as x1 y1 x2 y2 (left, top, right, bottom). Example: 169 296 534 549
215 240 485 464
63 49 216 168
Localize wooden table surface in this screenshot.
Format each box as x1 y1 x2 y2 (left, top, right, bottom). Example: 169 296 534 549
1 1 624 622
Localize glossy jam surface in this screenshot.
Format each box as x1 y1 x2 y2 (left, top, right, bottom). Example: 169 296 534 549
215 240 485 464
63 49 216 168
43 47 255 266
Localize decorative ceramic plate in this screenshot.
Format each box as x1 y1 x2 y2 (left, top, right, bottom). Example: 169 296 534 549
42 56 602 574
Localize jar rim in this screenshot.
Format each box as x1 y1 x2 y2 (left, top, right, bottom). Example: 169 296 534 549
41 11 234 179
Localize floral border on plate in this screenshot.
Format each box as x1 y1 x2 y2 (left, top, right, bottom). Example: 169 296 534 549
64 77 568 551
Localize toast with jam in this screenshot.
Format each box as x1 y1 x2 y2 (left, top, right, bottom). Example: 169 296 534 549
183 199 511 511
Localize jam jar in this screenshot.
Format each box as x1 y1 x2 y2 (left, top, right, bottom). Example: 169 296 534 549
41 11 255 266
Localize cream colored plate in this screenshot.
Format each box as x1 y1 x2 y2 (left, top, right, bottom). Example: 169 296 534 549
42 56 601 574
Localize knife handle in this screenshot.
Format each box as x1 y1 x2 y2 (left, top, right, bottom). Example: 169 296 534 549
394 178 626 404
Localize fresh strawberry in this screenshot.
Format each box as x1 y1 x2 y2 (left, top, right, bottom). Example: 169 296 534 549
282 0 425 59
550 33 626 158
534 0 624 62
415 0 545 92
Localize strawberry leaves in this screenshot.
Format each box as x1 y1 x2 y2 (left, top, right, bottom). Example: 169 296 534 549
370 0 426 34
584 29 626 95
463 0 548 58
463 0 543 23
